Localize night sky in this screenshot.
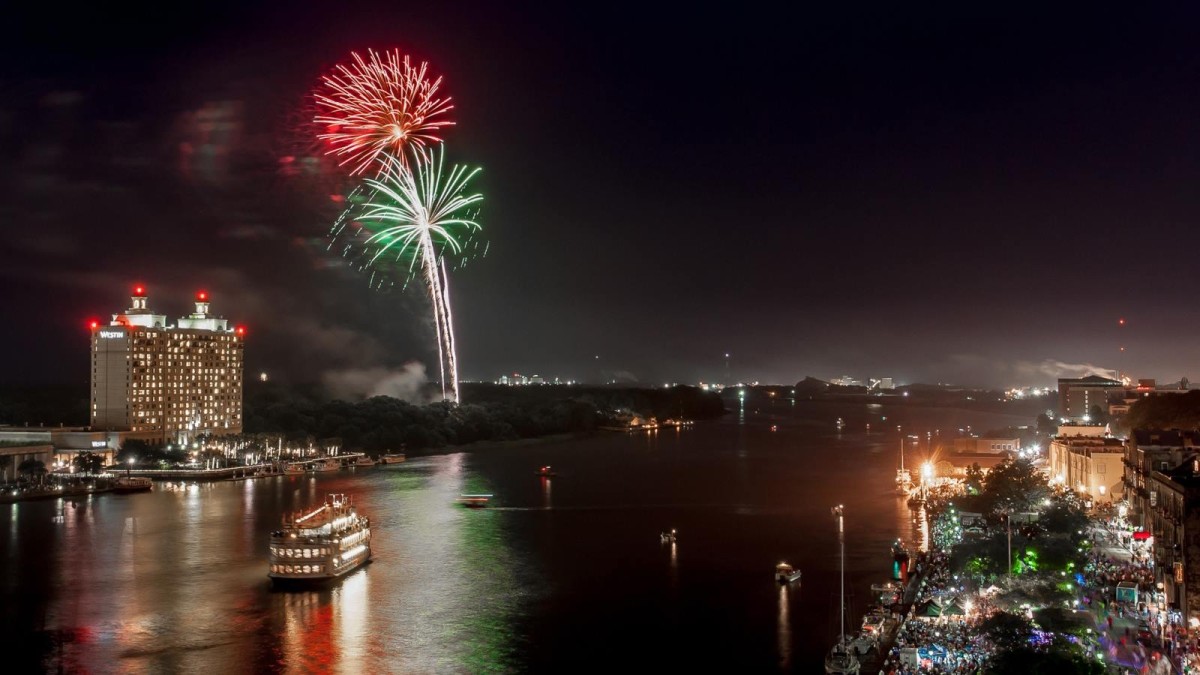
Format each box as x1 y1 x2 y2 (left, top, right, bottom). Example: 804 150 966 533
5 4 1200 391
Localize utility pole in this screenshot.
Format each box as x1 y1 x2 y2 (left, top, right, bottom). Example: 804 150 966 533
1004 508 1014 577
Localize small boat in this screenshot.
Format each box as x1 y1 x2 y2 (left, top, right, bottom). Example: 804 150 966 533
284 462 307 475
379 453 407 465
457 494 492 508
906 490 926 509
268 493 371 585
311 458 341 472
770 425 778 432
660 528 677 544
775 561 802 584
112 476 152 493
353 456 376 467
836 417 845 430
536 465 557 477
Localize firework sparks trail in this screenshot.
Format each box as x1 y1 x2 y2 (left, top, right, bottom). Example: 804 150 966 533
315 49 454 176
351 149 482 402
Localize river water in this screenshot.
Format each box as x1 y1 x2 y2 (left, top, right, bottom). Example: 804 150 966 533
2 400 1029 673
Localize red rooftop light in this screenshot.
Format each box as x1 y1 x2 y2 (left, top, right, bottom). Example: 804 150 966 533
197 290 208 301
134 285 145 296
235 326 246 336
88 320 99 330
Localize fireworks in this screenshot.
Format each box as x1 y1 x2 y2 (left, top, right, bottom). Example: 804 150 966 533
315 49 455 176
345 149 483 402
317 48 482 403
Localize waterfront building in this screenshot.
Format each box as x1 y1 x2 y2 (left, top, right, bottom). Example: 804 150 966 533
951 437 1020 454
1122 429 1200 531
0 427 146 467
1047 435 1125 504
1141 461 1200 627
0 444 54 482
90 286 244 445
1057 375 1124 421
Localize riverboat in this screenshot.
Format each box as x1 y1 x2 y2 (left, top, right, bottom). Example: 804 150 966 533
353 456 376 467
775 561 802 584
112 476 153 493
268 493 371 585
284 462 307 475
379 453 407 465
660 528 677 544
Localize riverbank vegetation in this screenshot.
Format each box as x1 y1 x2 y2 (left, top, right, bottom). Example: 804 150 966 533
239 382 725 453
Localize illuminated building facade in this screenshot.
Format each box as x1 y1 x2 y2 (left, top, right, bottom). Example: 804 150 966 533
90 286 244 445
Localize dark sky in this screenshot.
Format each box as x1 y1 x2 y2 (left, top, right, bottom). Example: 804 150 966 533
5 3 1200 391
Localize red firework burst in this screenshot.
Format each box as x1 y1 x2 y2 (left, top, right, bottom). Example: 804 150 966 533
314 49 454 176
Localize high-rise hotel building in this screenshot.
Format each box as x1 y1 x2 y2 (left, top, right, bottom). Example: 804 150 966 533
91 286 245 445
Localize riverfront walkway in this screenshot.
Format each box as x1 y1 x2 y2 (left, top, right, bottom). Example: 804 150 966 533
860 562 925 672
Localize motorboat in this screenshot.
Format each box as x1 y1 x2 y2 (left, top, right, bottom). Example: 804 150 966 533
268 493 371 585
353 456 376 467
284 462 307 475
112 476 152 493
457 494 492 508
536 465 557 477
660 528 677 544
836 417 846 430
379 453 407 465
775 562 802 584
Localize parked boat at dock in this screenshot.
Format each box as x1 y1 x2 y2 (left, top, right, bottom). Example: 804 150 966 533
311 458 341 472
112 476 153 493
826 504 861 674
379 453 407 465
353 456 376 467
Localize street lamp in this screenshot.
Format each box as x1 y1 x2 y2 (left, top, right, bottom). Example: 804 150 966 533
127 457 135 478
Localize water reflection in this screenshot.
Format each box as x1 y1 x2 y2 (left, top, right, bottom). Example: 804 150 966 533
778 584 792 670
3 403 1033 671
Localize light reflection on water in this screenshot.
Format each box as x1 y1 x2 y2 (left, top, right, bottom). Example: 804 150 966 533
1 402 1029 672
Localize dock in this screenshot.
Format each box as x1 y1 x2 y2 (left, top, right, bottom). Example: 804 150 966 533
858 558 925 672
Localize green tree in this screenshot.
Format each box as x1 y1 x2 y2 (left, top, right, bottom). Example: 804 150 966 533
18 458 46 484
965 463 985 494
984 457 1049 513
1036 413 1057 435
72 451 104 475
981 611 1034 651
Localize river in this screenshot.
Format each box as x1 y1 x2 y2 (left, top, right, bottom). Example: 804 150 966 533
2 400 1030 673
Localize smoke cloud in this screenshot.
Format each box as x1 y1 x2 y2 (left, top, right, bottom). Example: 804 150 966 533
1014 359 1118 380
323 362 429 403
